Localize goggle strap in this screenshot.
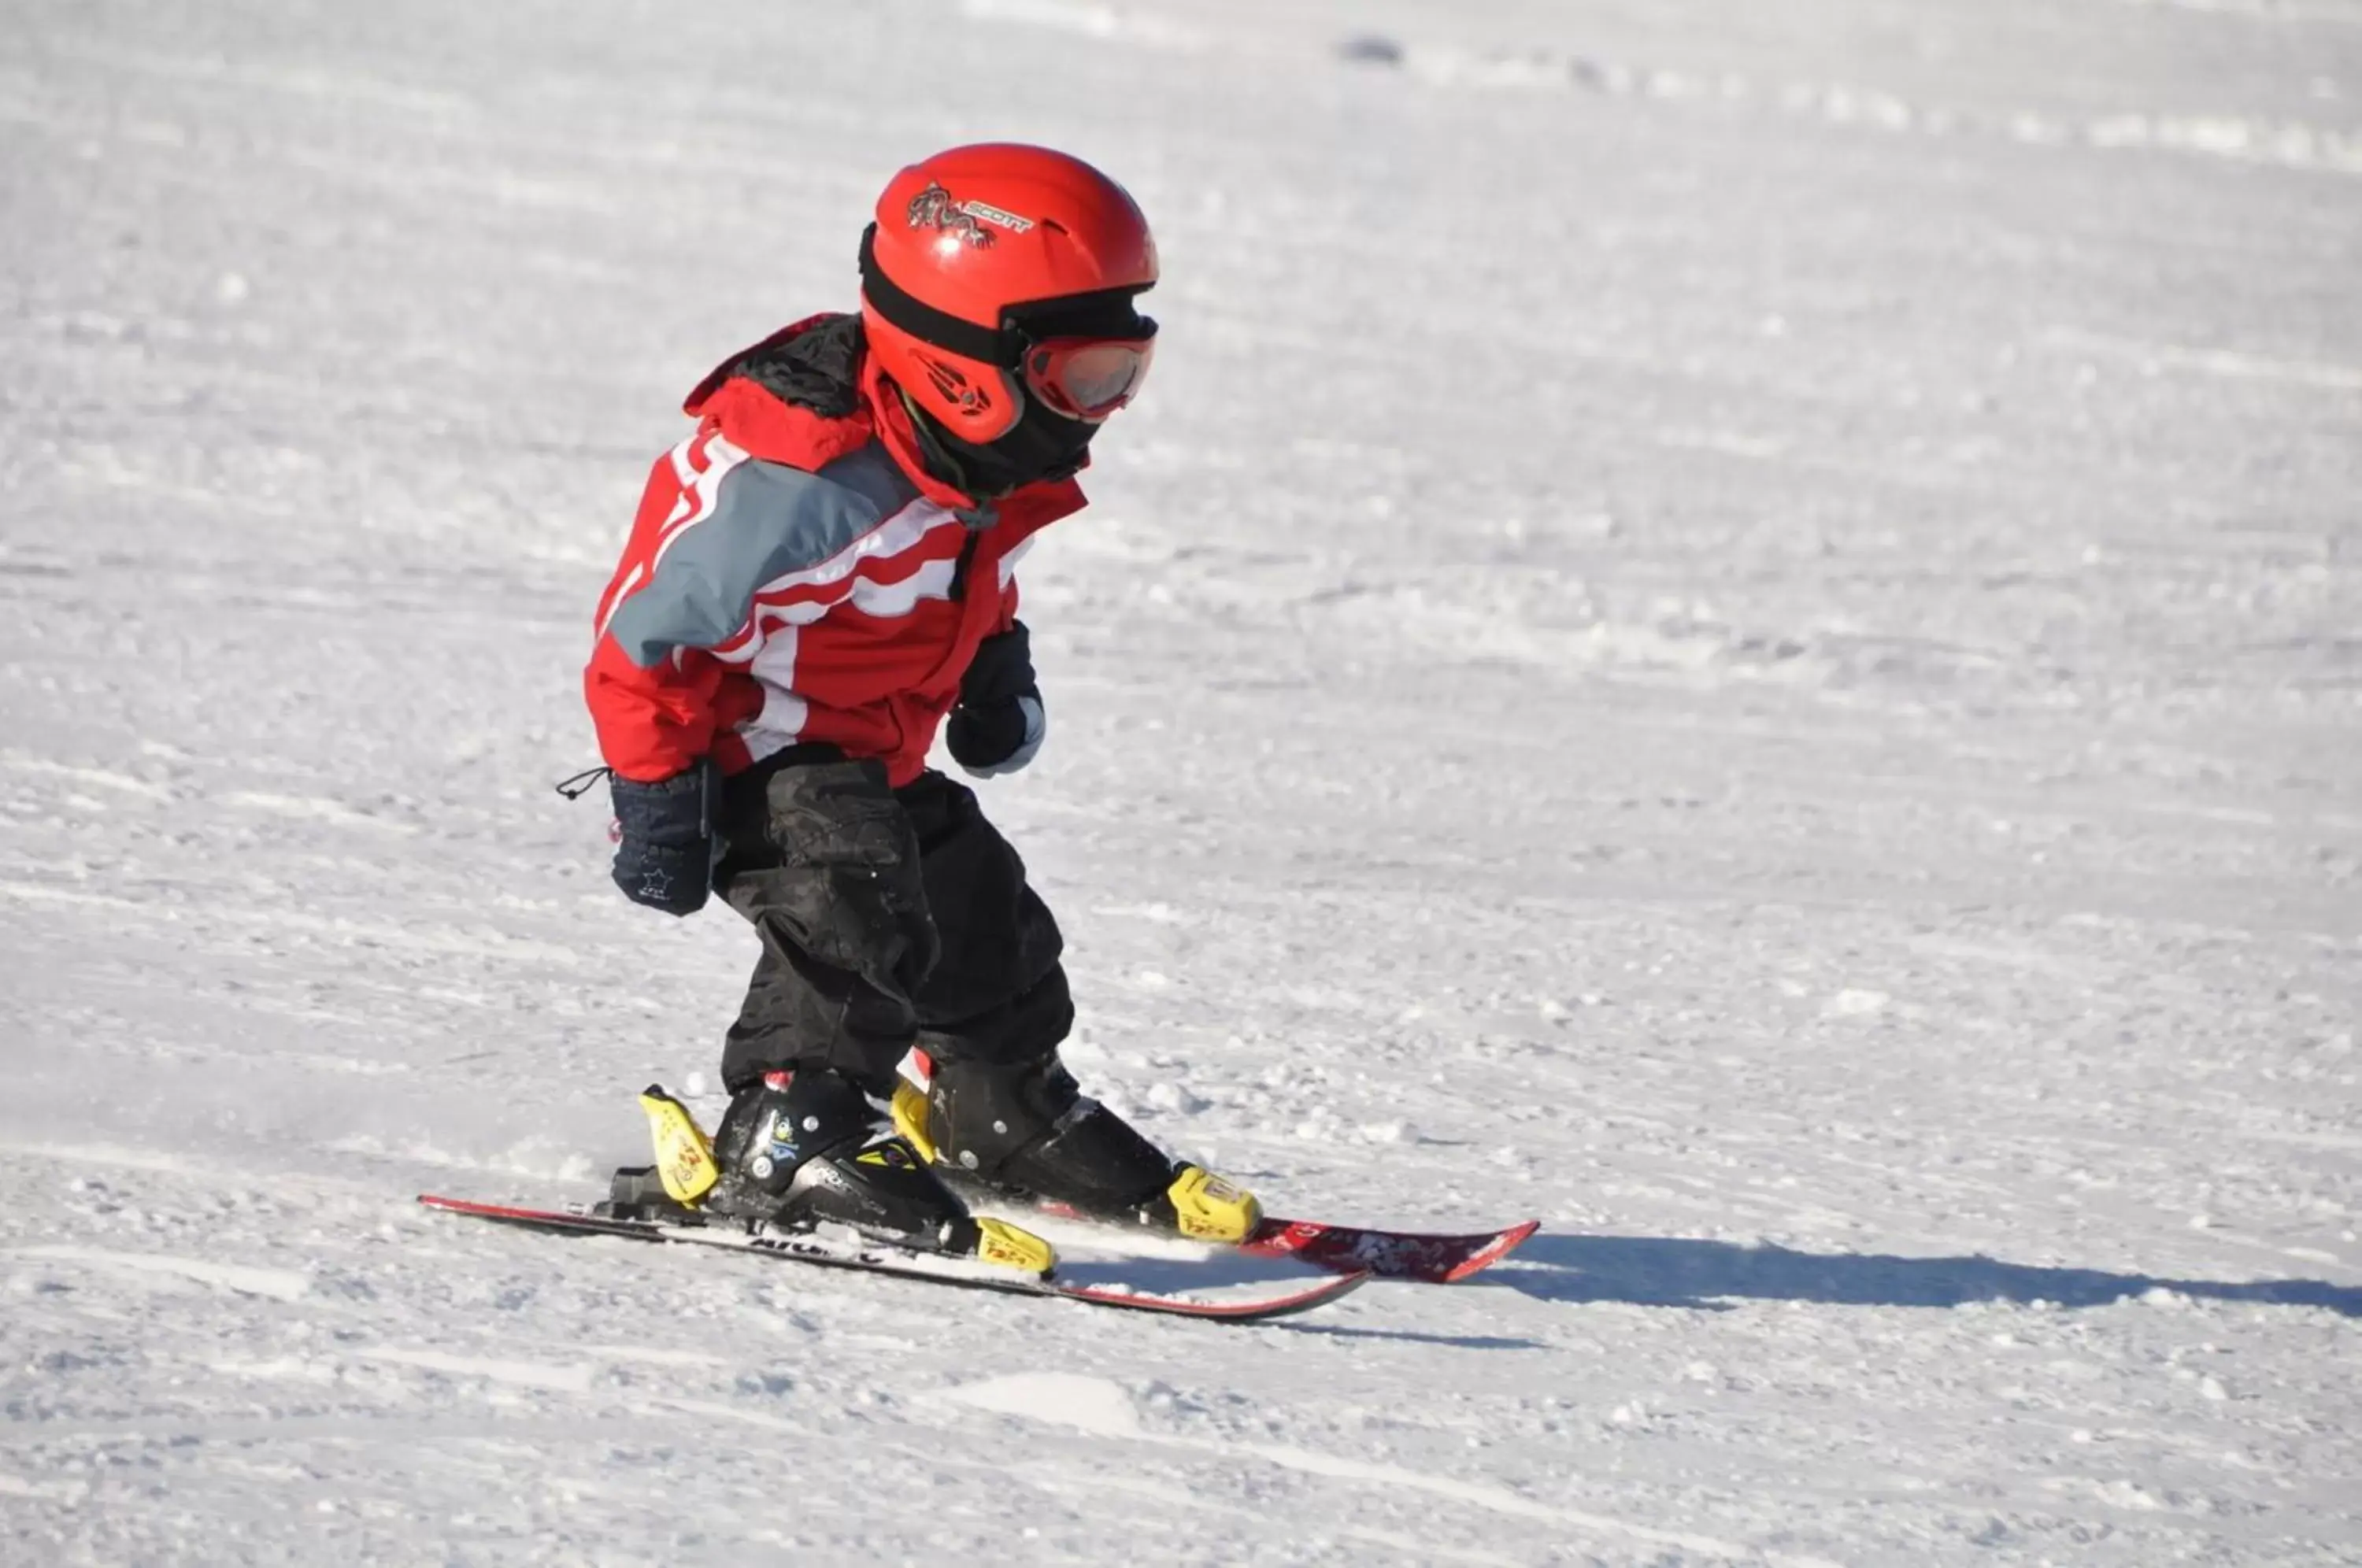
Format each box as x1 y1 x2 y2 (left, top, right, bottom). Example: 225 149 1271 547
858 224 1020 368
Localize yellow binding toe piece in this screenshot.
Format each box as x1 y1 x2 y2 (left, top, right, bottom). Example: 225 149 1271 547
975 1218 1056 1275
1167 1165 1261 1244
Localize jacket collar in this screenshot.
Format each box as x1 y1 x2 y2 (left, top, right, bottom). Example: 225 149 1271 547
683 316 1087 527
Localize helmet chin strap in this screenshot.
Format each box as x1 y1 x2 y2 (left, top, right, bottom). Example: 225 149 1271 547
901 386 1095 502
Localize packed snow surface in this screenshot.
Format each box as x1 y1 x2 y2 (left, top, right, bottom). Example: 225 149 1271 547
3 0 2359 1562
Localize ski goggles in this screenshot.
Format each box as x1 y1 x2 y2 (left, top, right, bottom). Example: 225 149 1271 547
1019 331 1156 423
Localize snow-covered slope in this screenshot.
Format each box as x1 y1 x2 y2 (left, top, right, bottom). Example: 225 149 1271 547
2 0 2356 1561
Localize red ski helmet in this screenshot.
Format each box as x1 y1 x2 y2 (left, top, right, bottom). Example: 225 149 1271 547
860 144 1158 444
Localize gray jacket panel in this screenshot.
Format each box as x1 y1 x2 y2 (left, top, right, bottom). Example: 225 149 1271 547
813 441 924 521
606 459 887 670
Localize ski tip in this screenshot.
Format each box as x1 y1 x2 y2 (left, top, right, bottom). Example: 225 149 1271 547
417 1193 497 1218
1441 1220 1542 1284
1294 1267 1374 1315
1057 1266 1372 1322
1320 1267 1375 1307
1253 1263 1373 1318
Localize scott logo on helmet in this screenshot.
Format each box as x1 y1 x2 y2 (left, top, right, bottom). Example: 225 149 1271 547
905 183 1038 246
907 183 994 247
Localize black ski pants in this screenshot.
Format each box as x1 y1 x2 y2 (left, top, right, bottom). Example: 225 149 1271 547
712 751 1072 1096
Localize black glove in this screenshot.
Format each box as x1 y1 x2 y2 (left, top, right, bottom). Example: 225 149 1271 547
947 623 1046 778
609 762 719 917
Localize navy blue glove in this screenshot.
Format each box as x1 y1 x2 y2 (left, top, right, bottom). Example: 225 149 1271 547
948 623 1046 778
609 763 719 917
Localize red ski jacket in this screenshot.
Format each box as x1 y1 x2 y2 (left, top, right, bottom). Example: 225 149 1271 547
585 317 1085 786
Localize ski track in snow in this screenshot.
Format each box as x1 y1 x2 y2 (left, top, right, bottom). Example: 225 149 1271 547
2 0 2359 1562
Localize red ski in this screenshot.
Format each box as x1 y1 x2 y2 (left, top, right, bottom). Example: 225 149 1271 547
417 1193 1368 1322
1241 1215 1541 1284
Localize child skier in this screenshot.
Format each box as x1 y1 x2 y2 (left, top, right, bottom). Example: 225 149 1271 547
583 145 1258 1271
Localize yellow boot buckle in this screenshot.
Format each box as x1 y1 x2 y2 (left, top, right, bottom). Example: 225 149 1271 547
890 1080 940 1167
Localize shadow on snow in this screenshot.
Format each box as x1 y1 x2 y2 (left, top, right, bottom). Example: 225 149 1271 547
1489 1233 2362 1316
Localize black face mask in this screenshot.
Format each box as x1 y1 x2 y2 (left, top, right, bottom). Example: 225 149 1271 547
907 390 1098 501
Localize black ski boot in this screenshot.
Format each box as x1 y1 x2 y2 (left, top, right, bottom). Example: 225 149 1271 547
892 1051 1261 1243
661 1070 1053 1271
